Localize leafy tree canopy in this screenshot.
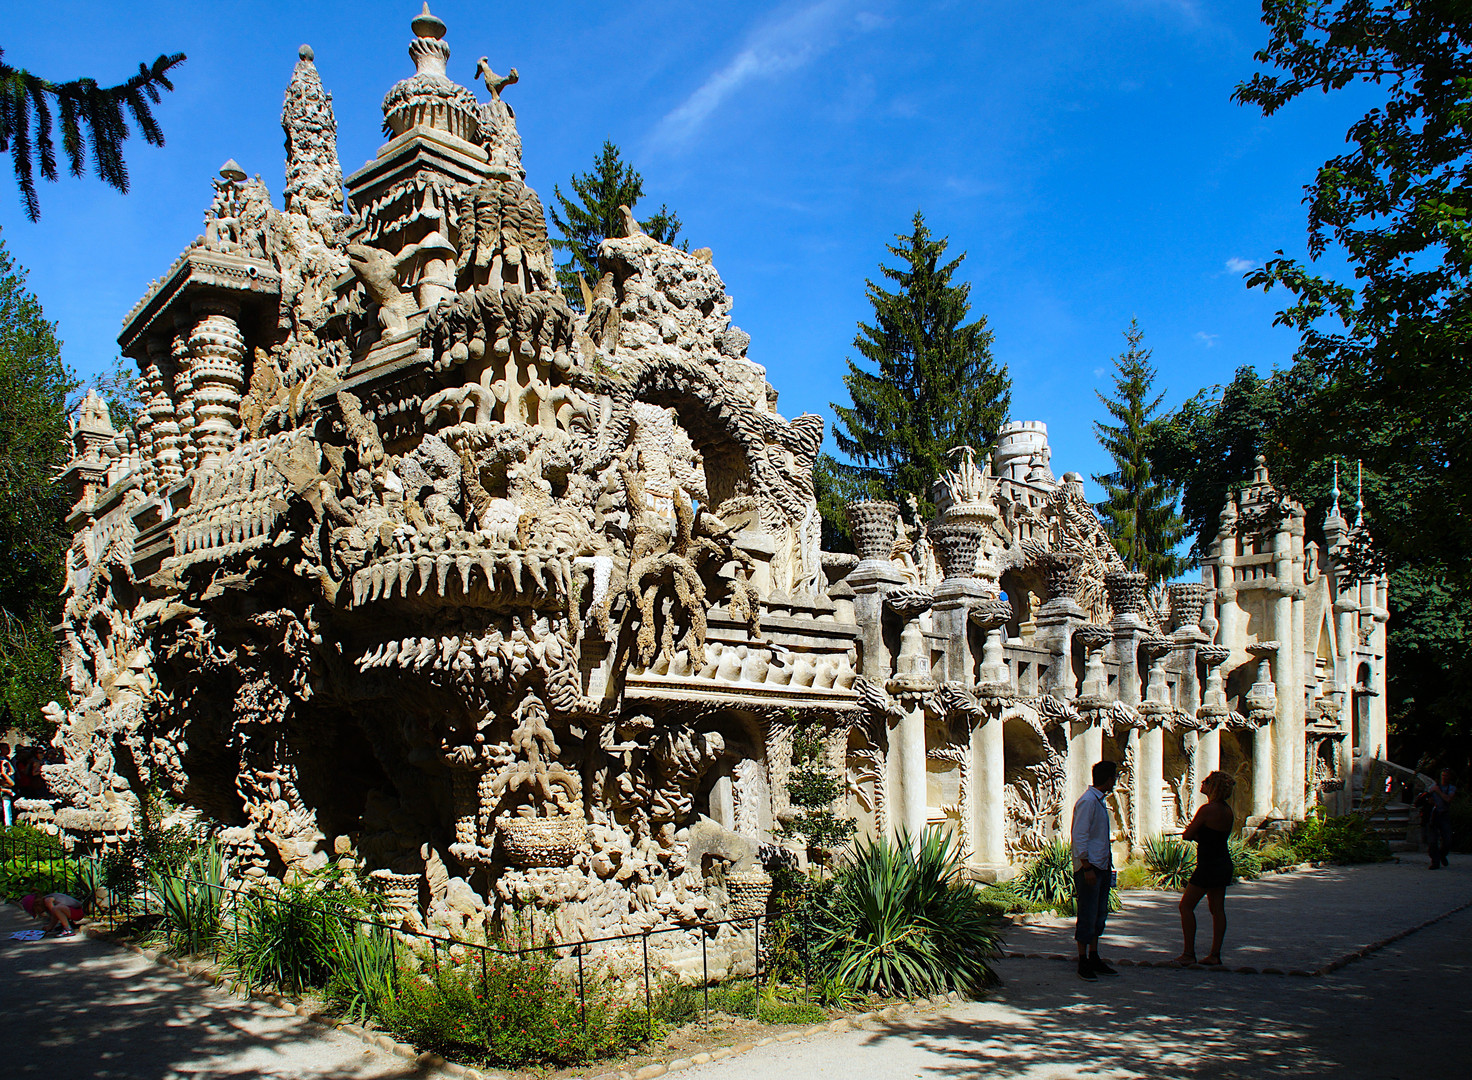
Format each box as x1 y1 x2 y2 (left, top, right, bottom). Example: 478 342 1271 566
0 47 185 220
548 140 682 308
829 210 1011 526
0 229 73 735
1234 0 1472 573
1091 320 1188 583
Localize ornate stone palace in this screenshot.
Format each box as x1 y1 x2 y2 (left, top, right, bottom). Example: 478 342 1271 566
45 8 1389 938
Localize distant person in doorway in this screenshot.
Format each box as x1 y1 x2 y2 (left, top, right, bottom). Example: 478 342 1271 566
0 743 14 827
1176 770 1236 966
1071 759 1119 981
1427 769 1456 870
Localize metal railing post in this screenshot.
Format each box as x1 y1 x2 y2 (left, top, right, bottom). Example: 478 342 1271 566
643 931 653 1039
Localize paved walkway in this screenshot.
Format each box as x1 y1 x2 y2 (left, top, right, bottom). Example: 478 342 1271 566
0 906 417 1080
1002 857 1472 971
688 859 1472 1079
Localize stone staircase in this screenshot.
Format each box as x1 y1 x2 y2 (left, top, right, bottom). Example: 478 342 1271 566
1356 799 1419 851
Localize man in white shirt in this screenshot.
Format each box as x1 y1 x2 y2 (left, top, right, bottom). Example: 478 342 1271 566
1071 760 1119 981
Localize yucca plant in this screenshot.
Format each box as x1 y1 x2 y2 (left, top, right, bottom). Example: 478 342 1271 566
814 827 1002 997
1142 835 1195 891
225 864 382 994
1228 836 1262 881
147 840 224 953
1015 838 1076 908
326 919 397 1023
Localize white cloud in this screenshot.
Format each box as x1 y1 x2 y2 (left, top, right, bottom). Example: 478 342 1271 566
650 1 879 150
1093 367 1107 378
1224 256 1254 274
1194 331 1219 347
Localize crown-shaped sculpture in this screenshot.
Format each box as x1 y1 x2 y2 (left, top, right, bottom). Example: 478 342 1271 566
381 3 481 143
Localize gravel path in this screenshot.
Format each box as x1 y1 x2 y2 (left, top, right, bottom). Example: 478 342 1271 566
0 905 417 1080
686 859 1472 1080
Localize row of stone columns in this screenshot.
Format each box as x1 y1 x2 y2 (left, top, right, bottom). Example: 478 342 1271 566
133 297 248 493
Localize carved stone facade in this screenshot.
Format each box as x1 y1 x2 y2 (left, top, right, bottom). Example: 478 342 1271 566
47 7 1389 933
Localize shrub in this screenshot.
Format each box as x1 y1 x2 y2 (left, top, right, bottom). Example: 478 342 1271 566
326 919 398 1024
1142 836 1195 891
225 864 381 993
1115 862 1155 891
380 950 642 1067
813 827 1002 997
1014 839 1120 915
0 856 82 901
1287 809 1391 864
1253 840 1298 872
652 979 827 1026
148 840 225 953
1228 836 1262 881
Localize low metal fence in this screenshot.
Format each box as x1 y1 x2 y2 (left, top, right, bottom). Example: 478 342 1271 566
0 828 811 1044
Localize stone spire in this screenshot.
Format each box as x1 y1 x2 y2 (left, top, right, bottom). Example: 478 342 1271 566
282 43 344 232
381 3 480 144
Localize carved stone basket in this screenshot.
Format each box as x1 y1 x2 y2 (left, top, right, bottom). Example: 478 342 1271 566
369 869 422 917
724 870 773 920
498 815 586 869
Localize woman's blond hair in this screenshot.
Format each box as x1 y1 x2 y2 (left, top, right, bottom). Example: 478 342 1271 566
1203 770 1236 800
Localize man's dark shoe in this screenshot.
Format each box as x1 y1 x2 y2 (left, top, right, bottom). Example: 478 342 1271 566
1077 959 1097 981
1090 956 1119 976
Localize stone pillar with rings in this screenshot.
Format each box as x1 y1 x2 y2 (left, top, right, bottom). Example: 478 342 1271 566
172 310 199 474
1137 635 1174 841
1035 551 1086 700
885 588 935 844
930 520 987 686
1195 644 1231 811
1068 622 1112 814
189 296 247 467
1246 641 1280 822
846 501 905 683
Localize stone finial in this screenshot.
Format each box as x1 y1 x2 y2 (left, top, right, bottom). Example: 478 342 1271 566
282 41 344 227
412 2 446 39
220 159 246 182
1167 581 1209 632
846 501 898 563
1104 570 1146 617
929 521 983 580
381 1 480 142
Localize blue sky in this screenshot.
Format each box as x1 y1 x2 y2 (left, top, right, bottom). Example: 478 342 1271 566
0 1 1367 498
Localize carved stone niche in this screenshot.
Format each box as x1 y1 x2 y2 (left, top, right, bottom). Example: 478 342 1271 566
1104 570 1147 617
930 521 983 580
846 500 898 562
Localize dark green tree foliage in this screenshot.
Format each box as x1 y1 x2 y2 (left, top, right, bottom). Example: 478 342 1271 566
93 354 143 429
778 716 855 860
1091 320 1188 582
548 140 682 308
0 231 73 736
810 452 885 554
830 211 1011 522
1234 1 1472 572
0 48 185 220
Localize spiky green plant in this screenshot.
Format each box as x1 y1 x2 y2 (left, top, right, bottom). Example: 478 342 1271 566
1142 835 1196 891
815 827 1001 997
147 840 224 952
1015 838 1076 908
326 919 397 1023
1228 835 1262 881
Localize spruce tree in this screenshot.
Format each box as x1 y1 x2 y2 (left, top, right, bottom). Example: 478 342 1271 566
1092 319 1187 583
548 140 682 308
0 48 186 221
830 210 1011 521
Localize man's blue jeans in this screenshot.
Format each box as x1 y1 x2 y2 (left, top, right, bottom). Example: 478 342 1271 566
1074 868 1110 944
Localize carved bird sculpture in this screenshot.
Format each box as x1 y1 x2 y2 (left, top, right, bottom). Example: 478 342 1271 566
475 58 519 99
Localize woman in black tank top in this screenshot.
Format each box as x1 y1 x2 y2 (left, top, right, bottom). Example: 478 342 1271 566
1175 770 1236 966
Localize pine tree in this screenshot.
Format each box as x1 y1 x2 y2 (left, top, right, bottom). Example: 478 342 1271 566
0 48 186 221
1092 319 1187 583
548 140 683 308
830 210 1011 521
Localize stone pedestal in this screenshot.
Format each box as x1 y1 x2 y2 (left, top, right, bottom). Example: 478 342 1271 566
971 702 1008 874
189 298 247 467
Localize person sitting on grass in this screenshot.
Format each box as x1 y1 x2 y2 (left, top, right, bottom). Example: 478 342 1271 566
19 892 84 937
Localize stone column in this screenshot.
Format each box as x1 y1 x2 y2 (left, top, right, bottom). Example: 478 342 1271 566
1271 524 1295 815
971 699 1008 875
886 592 934 844
1246 642 1279 821
1070 624 1113 812
172 311 199 474
1137 637 1173 840
846 502 904 683
1035 552 1085 700
1106 571 1148 842
971 599 1013 690
930 521 986 685
1289 513 1309 818
1196 644 1230 813
189 297 247 466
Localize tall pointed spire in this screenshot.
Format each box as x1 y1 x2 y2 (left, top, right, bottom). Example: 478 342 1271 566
1330 459 1341 518
1355 460 1364 527
282 43 344 232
